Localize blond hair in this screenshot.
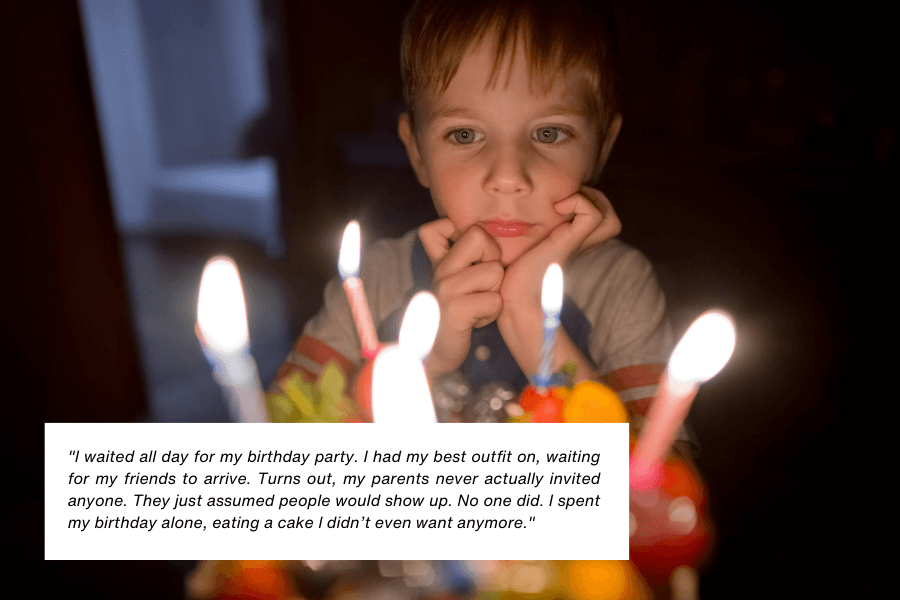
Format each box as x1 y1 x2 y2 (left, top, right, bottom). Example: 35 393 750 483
400 0 620 136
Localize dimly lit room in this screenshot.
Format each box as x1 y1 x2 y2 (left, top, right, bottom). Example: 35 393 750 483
6 0 886 597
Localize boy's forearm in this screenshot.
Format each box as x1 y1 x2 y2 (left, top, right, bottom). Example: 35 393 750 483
550 330 598 383
499 304 597 384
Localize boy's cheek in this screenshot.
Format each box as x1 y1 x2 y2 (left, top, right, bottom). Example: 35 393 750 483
547 168 588 201
430 176 480 227
430 196 448 218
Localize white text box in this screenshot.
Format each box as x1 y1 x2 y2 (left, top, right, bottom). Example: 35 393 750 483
45 423 628 560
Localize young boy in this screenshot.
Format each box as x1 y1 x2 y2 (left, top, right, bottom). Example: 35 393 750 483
274 0 678 426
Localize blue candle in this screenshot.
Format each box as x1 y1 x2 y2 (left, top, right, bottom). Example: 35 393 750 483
535 264 563 389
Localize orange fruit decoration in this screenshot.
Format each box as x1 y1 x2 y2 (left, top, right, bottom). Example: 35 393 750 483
566 560 651 600
563 381 628 423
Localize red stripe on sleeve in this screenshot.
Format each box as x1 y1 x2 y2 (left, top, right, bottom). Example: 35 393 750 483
274 362 317 383
294 334 354 373
603 363 665 392
602 363 665 417
268 336 355 394
268 363 318 396
627 397 653 417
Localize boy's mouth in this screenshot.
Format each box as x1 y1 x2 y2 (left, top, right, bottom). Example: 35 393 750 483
480 220 534 238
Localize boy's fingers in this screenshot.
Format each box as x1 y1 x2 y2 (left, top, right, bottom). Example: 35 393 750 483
426 290 502 376
443 292 503 332
579 187 622 245
548 193 601 252
418 218 459 265
434 225 502 279
552 188 621 256
433 261 504 300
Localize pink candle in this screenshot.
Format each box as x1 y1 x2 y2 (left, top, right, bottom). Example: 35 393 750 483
338 221 379 360
630 374 697 489
631 311 736 489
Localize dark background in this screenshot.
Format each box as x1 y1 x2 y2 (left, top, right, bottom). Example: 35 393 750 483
4 0 887 596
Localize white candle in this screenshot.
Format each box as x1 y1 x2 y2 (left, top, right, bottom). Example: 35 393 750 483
372 291 439 424
196 256 268 423
535 263 563 388
631 311 736 488
338 221 379 360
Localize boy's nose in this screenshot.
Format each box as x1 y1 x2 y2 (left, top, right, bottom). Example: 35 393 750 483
484 141 533 198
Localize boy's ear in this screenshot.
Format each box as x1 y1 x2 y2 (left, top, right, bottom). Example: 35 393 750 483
398 112 430 188
592 112 623 182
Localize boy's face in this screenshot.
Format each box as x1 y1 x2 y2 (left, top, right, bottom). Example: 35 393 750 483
400 36 605 266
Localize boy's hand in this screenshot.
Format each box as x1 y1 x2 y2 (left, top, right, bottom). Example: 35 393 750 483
418 219 504 378
497 187 621 376
502 186 620 311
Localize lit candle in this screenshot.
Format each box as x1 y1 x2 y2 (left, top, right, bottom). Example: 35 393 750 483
338 220 379 360
535 263 563 389
630 311 736 488
372 291 439 424
196 256 268 423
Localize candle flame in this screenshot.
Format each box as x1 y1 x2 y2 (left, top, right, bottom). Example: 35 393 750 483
338 220 361 279
541 263 563 317
399 291 440 360
373 291 439 424
372 346 437 424
197 256 250 354
668 311 736 387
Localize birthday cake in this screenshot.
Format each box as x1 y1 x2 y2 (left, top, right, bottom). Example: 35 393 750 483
263 365 711 597
258 238 726 598
197 222 726 598
509 377 712 588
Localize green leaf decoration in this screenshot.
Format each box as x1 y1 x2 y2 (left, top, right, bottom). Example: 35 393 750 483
317 361 354 422
266 394 302 423
560 361 578 388
267 361 357 423
318 362 345 406
282 376 315 417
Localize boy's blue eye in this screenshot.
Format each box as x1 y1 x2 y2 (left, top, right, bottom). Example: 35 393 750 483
534 127 569 144
449 129 482 145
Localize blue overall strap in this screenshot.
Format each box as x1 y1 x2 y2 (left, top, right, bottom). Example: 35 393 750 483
377 235 594 388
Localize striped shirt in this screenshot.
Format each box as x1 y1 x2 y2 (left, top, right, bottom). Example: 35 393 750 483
273 230 679 423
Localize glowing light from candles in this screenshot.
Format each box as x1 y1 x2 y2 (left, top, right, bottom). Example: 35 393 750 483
667 311 736 391
536 263 563 387
541 263 563 317
197 256 249 353
196 256 268 423
399 291 439 360
338 220 379 358
631 310 736 488
372 292 439 424
338 220 361 279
